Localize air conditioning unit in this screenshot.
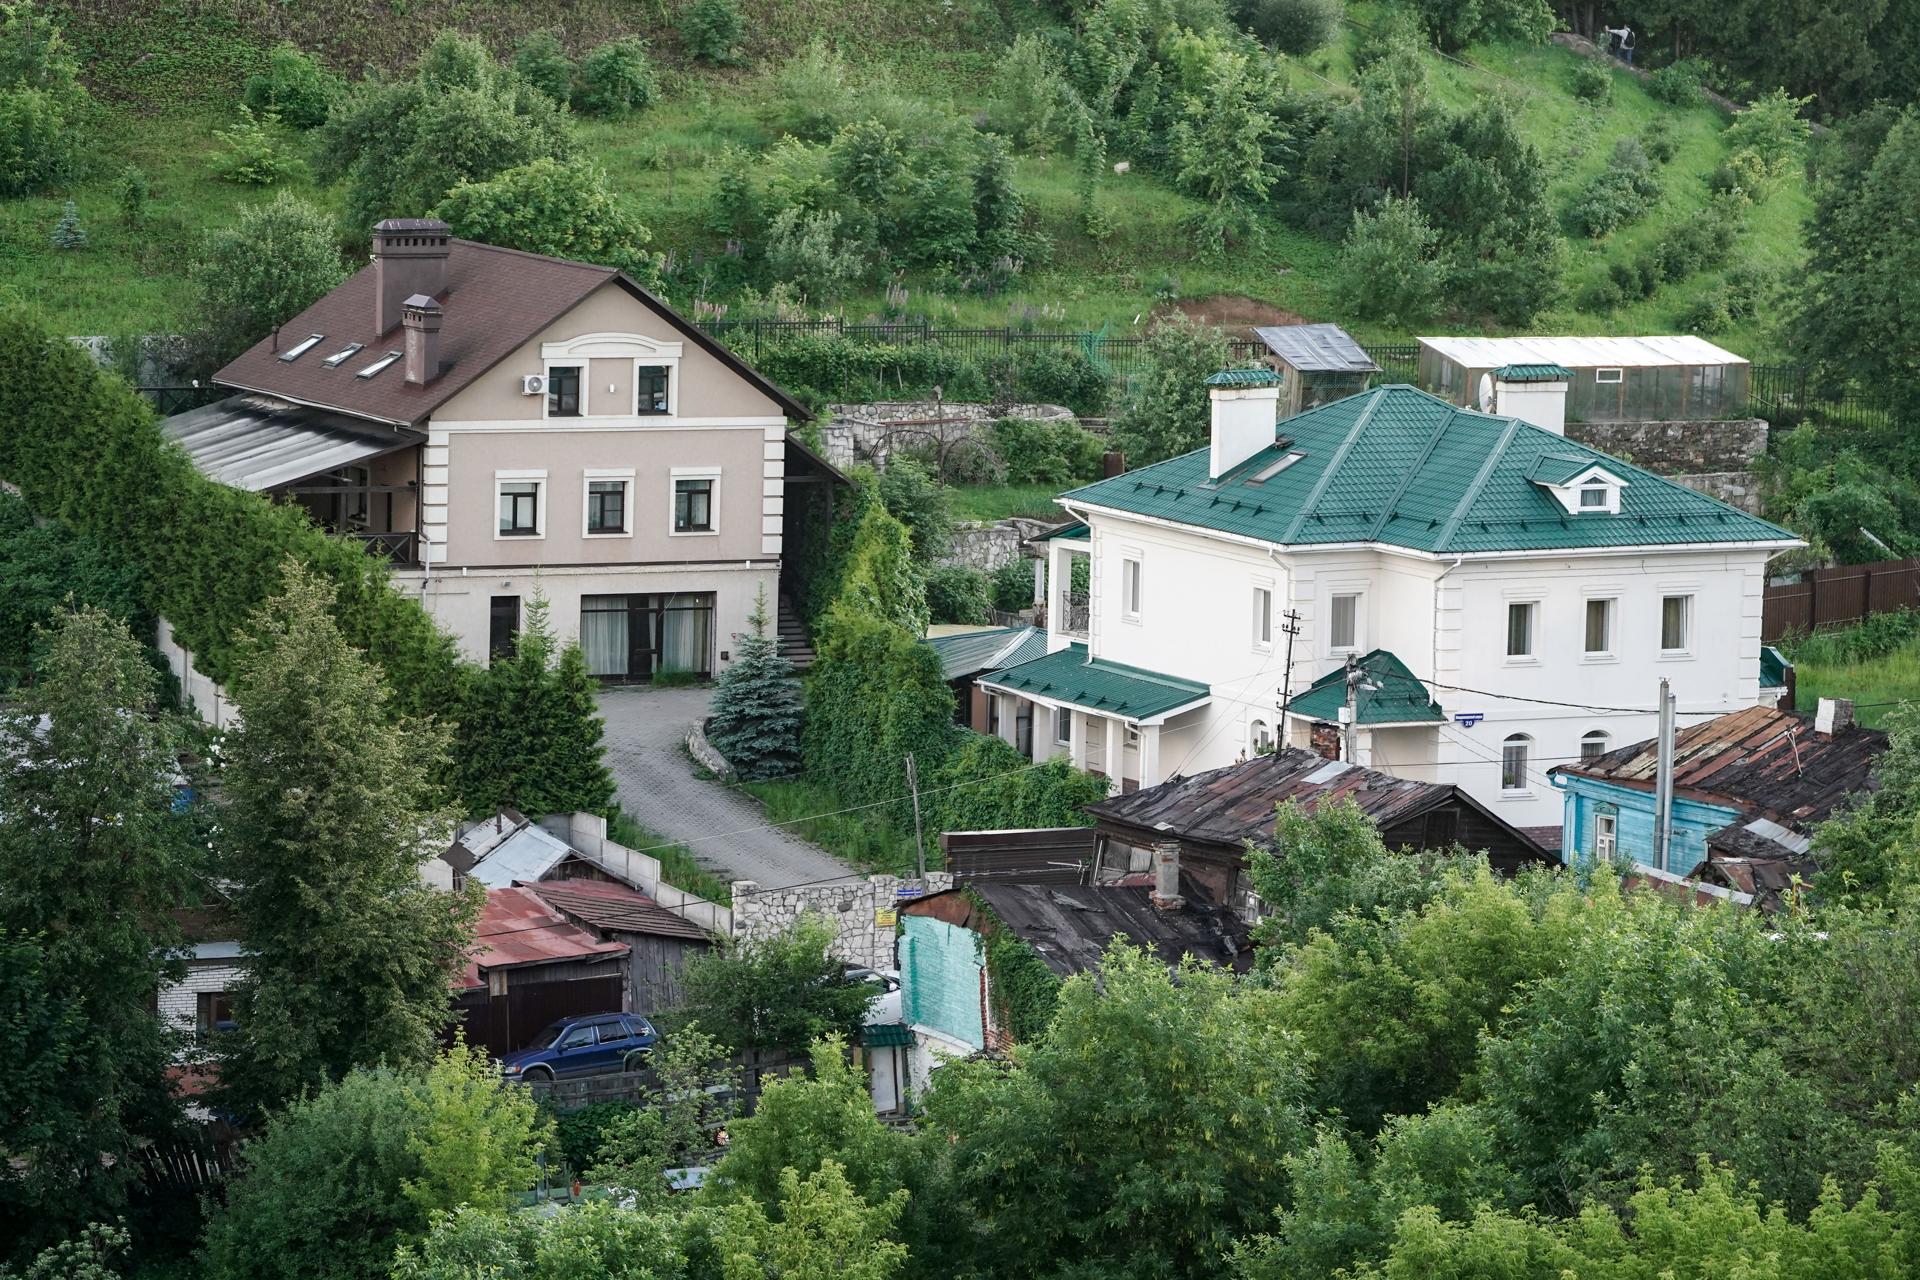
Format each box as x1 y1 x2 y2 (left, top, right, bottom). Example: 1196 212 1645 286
520 374 547 396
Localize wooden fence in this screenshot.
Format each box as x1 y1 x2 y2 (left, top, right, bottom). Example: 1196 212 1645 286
942 827 1095 884
1762 557 1920 641
452 974 626 1057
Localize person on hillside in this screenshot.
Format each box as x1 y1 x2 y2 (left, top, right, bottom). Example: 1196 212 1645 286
1605 24 1636 65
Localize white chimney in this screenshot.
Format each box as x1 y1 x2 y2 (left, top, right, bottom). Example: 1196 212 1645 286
1488 365 1570 435
1815 697 1854 736
1206 369 1282 480
1151 837 1184 912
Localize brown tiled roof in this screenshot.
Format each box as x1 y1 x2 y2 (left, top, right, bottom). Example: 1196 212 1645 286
214 239 808 426
1554 704 1886 832
528 877 716 942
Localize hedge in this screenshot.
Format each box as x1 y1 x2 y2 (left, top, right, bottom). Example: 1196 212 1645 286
0 490 150 687
0 311 607 815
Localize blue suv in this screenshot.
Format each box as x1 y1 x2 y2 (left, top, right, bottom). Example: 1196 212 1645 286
499 1013 658 1082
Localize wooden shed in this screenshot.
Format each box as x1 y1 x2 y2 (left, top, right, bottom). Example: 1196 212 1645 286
1251 323 1381 419
1416 335 1750 422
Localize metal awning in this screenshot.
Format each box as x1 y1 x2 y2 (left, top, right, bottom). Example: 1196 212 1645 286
162 393 424 492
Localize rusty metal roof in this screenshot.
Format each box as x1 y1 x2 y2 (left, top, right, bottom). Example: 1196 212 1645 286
964 882 1249 977
459 887 628 989
528 878 716 943
1088 747 1518 853
1554 704 1886 831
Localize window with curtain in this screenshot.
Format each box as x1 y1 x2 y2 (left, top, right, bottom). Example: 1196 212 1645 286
636 365 670 414
1581 729 1609 761
1661 594 1692 650
1054 707 1071 746
674 479 714 532
1252 586 1272 647
1330 593 1358 649
658 593 714 674
1507 601 1536 657
580 595 632 677
1501 735 1531 791
1585 598 1613 654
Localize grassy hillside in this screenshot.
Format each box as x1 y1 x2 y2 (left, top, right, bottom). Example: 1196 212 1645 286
13 0 1806 357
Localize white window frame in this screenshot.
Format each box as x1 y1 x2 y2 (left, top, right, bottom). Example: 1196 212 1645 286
582 468 636 539
539 333 685 421
1121 555 1143 623
1328 591 1361 653
1500 733 1533 794
1505 598 1539 662
1249 718 1272 754
1252 584 1273 651
1581 729 1610 762
669 466 721 537
541 363 586 419
494 469 547 541
1659 593 1694 655
1053 706 1072 747
1594 811 1617 861
1583 596 1616 660
1595 367 1624 384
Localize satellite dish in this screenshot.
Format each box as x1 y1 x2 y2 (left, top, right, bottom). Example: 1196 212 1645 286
1476 372 1497 413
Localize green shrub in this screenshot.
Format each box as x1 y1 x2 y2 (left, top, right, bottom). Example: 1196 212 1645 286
1641 118 1679 164
1009 346 1109 416
114 165 149 229
1579 273 1625 311
761 40 859 143
989 417 1105 486
575 37 655 117
682 0 746 66
1610 255 1660 299
512 31 575 105
1234 0 1344 53
989 557 1033 613
987 32 1077 153
0 87 81 196
435 158 659 280
0 492 148 687
1569 139 1661 238
1569 57 1612 104
1647 58 1707 105
927 732 1108 834
193 192 347 366
546 1099 639 1175
1651 194 1747 281
926 566 991 625
764 208 867 305
1334 195 1445 329
211 106 304 186
242 42 343 129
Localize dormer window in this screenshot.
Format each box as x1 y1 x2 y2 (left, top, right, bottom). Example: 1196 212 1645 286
1528 454 1625 515
1579 484 1609 509
278 334 324 362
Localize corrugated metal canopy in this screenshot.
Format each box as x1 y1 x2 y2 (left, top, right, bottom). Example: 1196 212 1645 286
1251 323 1381 373
926 626 1047 681
1417 334 1748 370
459 887 628 989
163 393 423 491
467 821 577 888
979 642 1210 723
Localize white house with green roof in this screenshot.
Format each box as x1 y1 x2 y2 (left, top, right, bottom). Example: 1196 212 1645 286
975 374 1800 828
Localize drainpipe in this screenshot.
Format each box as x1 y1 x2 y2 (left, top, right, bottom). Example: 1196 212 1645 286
1430 554 1464 709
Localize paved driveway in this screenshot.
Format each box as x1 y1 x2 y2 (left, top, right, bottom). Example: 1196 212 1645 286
595 685 855 892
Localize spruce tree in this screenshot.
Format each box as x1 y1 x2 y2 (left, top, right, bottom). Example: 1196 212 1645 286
0 607 192 1255
218 564 479 1112
707 585 803 781
48 199 86 249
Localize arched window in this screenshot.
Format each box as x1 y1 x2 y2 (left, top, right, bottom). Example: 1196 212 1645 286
1501 734 1532 791
1250 719 1273 755
1581 729 1610 762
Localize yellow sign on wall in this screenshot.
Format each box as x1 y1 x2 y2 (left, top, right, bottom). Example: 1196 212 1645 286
875 908 898 928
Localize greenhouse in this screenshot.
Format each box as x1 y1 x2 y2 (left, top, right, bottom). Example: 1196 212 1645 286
1416 335 1750 422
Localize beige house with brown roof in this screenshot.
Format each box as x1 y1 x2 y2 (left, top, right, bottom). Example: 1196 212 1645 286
165 219 835 678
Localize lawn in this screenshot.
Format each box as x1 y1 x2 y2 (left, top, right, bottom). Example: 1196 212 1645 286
950 482 1071 522
736 777 927 876
1783 636 1920 730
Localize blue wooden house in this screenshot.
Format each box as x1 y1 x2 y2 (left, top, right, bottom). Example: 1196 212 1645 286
1551 699 1884 903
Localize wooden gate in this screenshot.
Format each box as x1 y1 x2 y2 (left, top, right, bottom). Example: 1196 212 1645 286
453 975 626 1056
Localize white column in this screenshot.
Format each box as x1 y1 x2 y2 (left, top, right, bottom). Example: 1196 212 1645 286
1139 725 1161 787
1069 709 1086 770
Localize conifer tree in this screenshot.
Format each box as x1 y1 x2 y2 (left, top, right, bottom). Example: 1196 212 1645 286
218 564 479 1112
706 585 802 780
48 199 86 249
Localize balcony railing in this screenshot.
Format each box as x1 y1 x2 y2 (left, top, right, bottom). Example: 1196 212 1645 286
357 530 421 567
1058 590 1089 637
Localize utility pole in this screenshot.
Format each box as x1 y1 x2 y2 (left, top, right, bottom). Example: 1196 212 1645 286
1277 609 1302 721
904 751 927 880
1341 652 1361 763
1652 679 1676 872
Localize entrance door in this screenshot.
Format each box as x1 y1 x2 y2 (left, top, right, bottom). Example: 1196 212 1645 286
869 1045 902 1115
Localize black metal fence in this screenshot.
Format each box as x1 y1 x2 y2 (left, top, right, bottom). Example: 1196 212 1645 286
1750 364 1897 437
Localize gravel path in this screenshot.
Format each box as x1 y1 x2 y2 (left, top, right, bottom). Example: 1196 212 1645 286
595 685 855 891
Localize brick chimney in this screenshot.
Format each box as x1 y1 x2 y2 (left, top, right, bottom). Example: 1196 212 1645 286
1815 697 1854 737
1151 838 1184 912
373 218 451 337
402 295 443 385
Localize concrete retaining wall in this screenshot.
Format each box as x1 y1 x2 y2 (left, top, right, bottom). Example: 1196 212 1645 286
157 618 239 729
731 872 954 971
544 812 734 935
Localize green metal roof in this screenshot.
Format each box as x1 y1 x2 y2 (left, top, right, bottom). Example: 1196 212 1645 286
863 1023 914 1048
1495 363 1575 381
1759 644 1791 690
1286 650 1445 725
980 643 1210 722
1034 520 1088 541
1062 385 1797 556
1525 453 1610 486
925 626 1047 682
1204 367 1283 387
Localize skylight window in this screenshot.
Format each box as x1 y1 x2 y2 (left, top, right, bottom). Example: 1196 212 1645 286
322 342 364 368
355 351 403 380
278 334 324 362
1248 451 1307 484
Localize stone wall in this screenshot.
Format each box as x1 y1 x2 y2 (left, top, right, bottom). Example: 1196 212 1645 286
943 515 1061 574
731 872 954 971
821 400 1076 471
1671 471 1763 514
1564 418 1769 473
